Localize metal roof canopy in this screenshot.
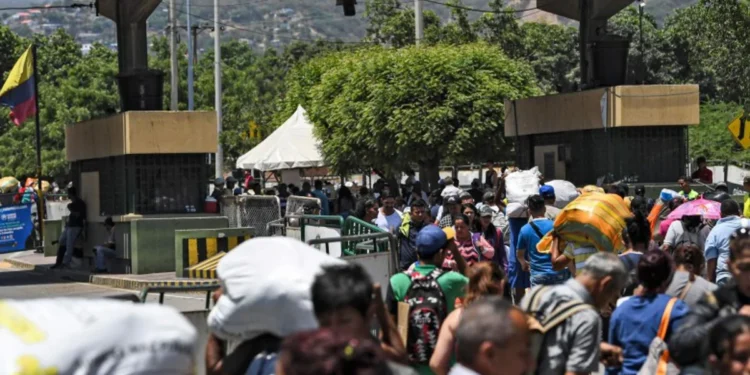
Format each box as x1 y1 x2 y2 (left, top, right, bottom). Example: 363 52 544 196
537 0 635 21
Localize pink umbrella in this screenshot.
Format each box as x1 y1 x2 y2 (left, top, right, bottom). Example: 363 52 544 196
666 198 721 220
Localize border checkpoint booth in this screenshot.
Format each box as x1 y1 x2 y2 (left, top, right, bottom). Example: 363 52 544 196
507 0 701 186
57 0 254 276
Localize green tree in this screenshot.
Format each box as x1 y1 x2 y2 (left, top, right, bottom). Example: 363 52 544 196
518 22 578 93
688 102 750 163
282 44 540 188
664 0 750 102
608 6 679 85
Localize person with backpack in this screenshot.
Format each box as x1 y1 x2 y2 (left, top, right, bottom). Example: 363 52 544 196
386 225 469 375
607 250 690 375
661 214 709 253
521 252 628 375
517 195 570 287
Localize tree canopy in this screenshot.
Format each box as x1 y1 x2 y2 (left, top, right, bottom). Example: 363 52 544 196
283 43 540 183
2 0 750 180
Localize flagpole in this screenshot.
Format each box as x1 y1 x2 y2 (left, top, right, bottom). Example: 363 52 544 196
31 44 44 252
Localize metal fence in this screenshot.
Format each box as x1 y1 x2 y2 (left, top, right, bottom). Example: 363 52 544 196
286 196 322 216
220 195 281 236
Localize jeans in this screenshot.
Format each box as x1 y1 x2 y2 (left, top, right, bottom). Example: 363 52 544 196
95 246 116 270
530 270 571 287
59 226 82 265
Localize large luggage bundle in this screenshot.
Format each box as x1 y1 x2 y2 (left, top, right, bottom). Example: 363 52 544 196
537 192 633 254
0 298 198 375
207 236 345 342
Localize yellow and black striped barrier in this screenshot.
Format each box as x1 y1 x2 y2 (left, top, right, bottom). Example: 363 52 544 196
186 252 227 279
176 229 253 278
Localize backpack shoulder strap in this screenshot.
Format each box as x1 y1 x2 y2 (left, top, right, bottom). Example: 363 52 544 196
522 286 551 313
657 298 679 340
529 221 545 239
538 300 594 334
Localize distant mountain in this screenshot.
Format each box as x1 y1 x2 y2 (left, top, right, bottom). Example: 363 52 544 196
0 0 699 49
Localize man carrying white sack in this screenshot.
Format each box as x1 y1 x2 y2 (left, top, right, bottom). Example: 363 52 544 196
0 298 198 375
205 236 347 375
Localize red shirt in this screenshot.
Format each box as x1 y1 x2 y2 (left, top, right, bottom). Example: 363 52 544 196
691 168 713 184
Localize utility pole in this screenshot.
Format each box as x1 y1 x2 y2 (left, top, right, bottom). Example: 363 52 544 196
187 0 193 110
169 0 178 111
214 0 223 177
415 0 423 46
639 0 646 84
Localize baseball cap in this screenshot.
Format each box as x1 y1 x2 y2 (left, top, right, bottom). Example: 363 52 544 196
539 185 555 199
445 195 459 205
459 191 473 200
416 225 447 257
479 205 494 217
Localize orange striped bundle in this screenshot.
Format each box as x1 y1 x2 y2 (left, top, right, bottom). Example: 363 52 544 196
537 192 633 254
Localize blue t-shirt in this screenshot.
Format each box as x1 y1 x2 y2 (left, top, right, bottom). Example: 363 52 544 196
311 189 330 215
705 216 743 284
608 294 689 375
516 219 558 276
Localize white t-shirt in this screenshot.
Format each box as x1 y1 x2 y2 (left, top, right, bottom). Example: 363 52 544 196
375 209 403 232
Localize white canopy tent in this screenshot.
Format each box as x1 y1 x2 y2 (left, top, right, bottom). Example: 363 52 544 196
235 105 324 172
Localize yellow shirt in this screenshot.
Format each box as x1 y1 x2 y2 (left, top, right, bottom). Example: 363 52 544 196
744 194 750 218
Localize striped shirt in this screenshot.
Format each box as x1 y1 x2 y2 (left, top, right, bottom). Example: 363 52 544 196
563 245 598 275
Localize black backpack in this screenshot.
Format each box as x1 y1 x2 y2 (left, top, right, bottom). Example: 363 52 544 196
403 268 448 364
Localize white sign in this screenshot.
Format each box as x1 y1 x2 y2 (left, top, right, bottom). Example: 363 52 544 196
347 252 392 299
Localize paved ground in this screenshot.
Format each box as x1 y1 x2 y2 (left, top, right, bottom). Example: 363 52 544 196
0 252 211 311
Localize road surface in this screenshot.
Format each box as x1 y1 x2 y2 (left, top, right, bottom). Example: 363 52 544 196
0 253 210 311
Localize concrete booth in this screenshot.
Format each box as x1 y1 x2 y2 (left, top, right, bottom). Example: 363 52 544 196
506 85 700 185
505 0 701 186
53 0 253 275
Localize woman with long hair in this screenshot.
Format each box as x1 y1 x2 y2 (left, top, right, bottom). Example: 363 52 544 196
473 205 508 273
443 214 494 269
354 199 378 223
462 203 478 229
429 262 506 375
608 250 691 375
666 243 717 307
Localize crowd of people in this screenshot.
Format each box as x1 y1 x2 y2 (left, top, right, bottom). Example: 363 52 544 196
196 161 750 375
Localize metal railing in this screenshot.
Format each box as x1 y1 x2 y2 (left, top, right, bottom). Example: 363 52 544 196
307 232 398 275
140 284 220 309
342 216 389 255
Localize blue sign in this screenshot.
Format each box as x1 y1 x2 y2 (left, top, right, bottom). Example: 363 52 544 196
0 204 34 254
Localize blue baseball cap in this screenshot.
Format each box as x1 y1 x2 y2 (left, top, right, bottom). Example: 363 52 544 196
416 225 447 258
540 185 555 199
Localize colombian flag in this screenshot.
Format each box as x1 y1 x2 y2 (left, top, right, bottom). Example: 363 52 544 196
0 46 36 126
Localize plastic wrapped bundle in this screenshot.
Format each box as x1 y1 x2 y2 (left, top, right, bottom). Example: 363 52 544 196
505 167 541 203
537 192 633 254
546 180 579 208
0 298 198 375
207 237 345 342
0 176 19 193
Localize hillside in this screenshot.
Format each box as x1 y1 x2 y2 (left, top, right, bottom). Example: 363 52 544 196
1 0 698 50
